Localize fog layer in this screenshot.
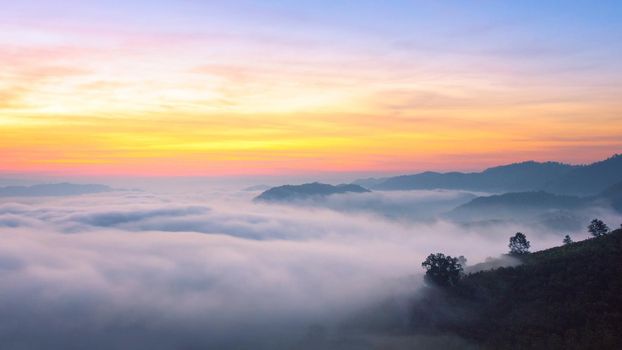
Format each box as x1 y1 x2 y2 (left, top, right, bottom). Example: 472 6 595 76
0 189 590 349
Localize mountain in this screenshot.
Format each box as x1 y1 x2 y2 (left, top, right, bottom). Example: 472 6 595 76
448 181 622 222
411 228 622 349
351 177 389 188
544 154 622 195
254 182 370 202
369 161 576 192
0 183 112 197
446 191 586 222
445 184 622 230
358 154 622 196
597 180 622 212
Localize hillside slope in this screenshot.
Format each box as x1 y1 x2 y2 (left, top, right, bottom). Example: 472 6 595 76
254 182 370 202
411 228 622 349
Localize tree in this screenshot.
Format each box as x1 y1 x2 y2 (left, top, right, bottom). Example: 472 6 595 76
509 232 530 255
421 253 463 287
588 219 609 237
563 235 573 245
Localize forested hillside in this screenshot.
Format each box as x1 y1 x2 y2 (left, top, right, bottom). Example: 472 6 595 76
412 228 622 349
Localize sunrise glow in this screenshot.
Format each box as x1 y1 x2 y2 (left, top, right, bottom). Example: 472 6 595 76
2 1 621 176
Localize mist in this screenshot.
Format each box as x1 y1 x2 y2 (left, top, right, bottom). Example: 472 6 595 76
0 185 592 349
252 189 480 222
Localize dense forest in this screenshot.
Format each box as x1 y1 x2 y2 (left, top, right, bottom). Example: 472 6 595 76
412 226 622 349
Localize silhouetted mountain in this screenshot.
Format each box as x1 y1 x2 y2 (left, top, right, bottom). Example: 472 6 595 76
351 177 389 188
369 161 576 192
357 154 622 196
448 181 622 223
544 154 622 195
445 185 622 231
0 183 112 197
254 182 370 202
411 228 622 349
597 180 622 212
447 191 586 222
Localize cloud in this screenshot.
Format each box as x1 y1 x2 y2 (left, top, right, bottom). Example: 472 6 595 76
0 190 597 349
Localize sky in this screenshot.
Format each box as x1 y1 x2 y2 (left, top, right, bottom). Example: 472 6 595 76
1 0 622 177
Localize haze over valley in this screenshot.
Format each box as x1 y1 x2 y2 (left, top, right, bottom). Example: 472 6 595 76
1 154 621 348
2 1 622 349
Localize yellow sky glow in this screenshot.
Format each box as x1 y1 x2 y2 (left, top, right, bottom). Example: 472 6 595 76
1 16 622 176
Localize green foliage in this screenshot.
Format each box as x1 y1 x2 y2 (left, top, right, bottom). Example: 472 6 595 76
411 229 622 350
421 253 463 287
509 232 530 255
588 218 609 237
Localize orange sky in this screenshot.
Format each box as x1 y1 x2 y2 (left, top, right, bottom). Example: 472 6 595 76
2 1 622 176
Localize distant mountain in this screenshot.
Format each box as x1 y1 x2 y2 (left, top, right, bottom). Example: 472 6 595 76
447 191 586 222
544 154 622 195
597 180 622 212
0 183 112 197
445 184 622 231
369 161 576 192
356 154 622 196
449 179 622 221
351 177 389 188
411 228 622 349
254 182 370 202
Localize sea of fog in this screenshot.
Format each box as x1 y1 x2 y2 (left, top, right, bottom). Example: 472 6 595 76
0 187 588 349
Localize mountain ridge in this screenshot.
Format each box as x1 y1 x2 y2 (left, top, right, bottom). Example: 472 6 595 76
355 154 622 195
254 182 371 202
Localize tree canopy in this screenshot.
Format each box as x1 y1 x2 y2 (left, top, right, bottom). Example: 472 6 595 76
411 228 622 350
421 253 463 287
588 219 609 237
509 232 530 255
